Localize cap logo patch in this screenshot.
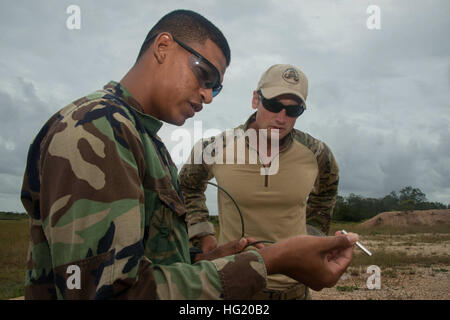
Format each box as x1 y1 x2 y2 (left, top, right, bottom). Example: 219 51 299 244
282 68 299 84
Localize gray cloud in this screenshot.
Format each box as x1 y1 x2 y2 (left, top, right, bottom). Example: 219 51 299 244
0 0 449 212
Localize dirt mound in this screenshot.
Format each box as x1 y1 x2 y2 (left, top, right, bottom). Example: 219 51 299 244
359 209 450 228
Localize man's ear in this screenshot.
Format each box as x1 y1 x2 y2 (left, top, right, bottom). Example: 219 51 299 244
251 91 259 110
152 32 174 64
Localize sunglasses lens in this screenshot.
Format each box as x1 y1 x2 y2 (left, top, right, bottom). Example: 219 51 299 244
212 85 222 97
261 96 304 118
262 100 282 113
189 55 221 95
286 106 304 117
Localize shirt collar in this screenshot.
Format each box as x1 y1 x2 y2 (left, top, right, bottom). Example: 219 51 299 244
241 112 294 152
103 81 163 135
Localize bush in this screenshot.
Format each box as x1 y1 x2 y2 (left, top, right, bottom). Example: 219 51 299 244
332 186 447 222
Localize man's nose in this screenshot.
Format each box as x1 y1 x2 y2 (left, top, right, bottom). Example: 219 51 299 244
275 108 287 123
199 88 213 104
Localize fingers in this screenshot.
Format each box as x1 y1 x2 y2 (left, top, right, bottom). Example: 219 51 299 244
208 237 264 260
245 237 265 249
200 235 218 253
235 238 247 251
334 230 359 243
324 235 358 279
221 238 248 255
320 234 358 274
233 237 265 251
326 233 359 252
345 232 359 244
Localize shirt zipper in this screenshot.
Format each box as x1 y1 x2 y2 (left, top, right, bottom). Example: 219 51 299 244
263 164 270 188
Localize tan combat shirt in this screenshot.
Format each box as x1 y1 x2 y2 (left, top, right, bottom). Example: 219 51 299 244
180 113 339 290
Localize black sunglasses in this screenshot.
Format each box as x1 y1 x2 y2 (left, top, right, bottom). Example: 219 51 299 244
258 92 305 117
173 38 223 97
141 34 223 97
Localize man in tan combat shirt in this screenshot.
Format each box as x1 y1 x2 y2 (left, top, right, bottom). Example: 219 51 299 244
180 64 339 300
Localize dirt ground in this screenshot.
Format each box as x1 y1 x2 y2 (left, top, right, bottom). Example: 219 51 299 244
310 264 450 300
310 232 450 300
359 209 450 228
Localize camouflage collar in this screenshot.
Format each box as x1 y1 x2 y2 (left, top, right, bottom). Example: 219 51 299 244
104 81 163 135
241 112 294 152
104 81 144 112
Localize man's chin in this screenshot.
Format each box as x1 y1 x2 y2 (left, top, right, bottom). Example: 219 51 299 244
171 119 186 126
163 115 187 126
267 128 283 139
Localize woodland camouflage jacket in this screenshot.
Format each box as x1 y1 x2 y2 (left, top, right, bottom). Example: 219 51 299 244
21 81 267 299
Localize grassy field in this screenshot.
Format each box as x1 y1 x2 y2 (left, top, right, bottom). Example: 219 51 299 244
330 222 450 269
0 219 29 300
313 222 450 299
1 217 449 300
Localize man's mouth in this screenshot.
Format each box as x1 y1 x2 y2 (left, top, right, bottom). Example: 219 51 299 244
186 102 202 118
190 102 203 113
269 126 283 131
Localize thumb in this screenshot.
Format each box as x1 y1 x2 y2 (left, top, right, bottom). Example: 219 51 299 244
345 232 359 244
235 238 247 251
323 233 358 252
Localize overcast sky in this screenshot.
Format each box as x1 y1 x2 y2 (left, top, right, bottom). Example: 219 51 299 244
1 0 449 213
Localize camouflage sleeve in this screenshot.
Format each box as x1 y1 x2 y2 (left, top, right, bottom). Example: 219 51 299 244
153 251 267 299
26 102 266 299
306 142 339 235
179 139 216 243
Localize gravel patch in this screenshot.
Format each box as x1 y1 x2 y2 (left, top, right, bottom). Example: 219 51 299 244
311 264 450 300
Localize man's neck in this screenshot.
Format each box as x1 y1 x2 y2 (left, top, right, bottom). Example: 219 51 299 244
120 64 155 116
247 121 276 158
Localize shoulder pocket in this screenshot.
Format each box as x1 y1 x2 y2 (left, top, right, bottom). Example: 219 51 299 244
156 188 185 216
146 189 187 264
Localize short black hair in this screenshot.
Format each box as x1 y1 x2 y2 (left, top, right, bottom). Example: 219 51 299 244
136 10 230 66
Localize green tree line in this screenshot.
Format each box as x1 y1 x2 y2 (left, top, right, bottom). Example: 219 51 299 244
333 186 449 222
0 211 28 220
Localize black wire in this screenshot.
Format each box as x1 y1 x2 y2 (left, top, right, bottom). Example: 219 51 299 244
207 181 245 238
207 181 275 250
244 240 276 248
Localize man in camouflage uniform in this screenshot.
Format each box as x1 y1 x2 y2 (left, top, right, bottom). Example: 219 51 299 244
180 64 339 300
21 10 357 299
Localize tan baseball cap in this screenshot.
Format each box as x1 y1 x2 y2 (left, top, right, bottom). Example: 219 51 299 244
256 64 308 107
